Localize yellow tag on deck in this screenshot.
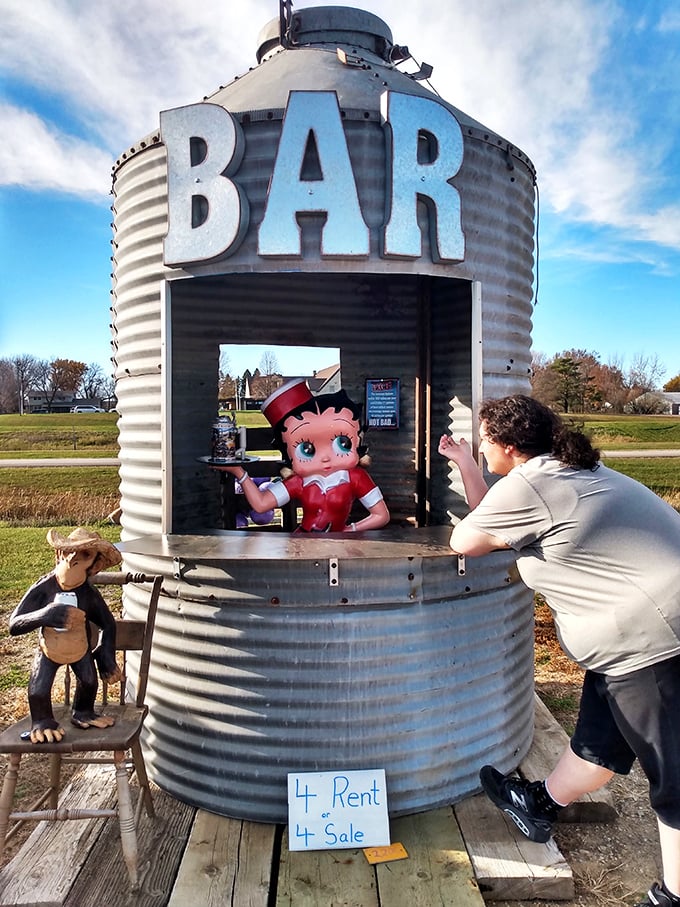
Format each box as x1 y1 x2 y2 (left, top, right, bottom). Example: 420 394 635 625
363 842 409 864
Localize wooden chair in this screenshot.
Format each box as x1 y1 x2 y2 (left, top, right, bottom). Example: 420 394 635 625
0 571 162 889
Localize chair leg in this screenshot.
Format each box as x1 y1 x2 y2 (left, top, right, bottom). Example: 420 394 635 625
0 753 21 857
131 741 155 819
48 752 61 810
114 750 139 889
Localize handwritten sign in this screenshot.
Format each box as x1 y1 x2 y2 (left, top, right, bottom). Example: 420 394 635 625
287 769 390 851
365 378 400 430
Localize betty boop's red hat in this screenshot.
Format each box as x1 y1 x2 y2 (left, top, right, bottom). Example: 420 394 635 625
261 378 314 427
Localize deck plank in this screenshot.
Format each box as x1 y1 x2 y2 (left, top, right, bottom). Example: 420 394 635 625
167 810 276 907
523 695 617 823
455 793 574 901
376 807 484 906
276 829 379 907
0 692 595 905
0 761 114 907
64 783 195 907
454 693 597 902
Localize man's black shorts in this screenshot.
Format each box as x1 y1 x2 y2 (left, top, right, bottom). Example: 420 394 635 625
571 652 680 828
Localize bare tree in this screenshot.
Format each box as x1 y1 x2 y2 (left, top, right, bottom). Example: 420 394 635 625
626 392 667 415
530 351 561 408
625 353 666 397
33 358 87 412
9 354 40 415
258 350 281 398
101 374 117 410
80 362 107 399
0 359 17 413
532 349 644 414
259 350 280 375
219 349 232 381
218 349 236 403
595 356 628 413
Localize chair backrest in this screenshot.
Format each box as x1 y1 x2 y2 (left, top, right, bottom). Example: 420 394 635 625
64 573 162 709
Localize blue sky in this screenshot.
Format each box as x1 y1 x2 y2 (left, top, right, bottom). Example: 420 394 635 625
1 0 679 383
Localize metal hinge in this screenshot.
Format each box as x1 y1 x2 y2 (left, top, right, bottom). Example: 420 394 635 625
329 557 339 587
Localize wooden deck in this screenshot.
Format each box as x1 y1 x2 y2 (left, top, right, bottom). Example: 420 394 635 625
0 696 615 907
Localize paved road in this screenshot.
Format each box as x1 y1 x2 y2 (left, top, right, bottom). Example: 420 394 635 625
0 458 120 467
600 450 680 458
0 452 678 468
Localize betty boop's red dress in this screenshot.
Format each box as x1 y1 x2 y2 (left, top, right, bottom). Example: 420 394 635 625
268 468 384 532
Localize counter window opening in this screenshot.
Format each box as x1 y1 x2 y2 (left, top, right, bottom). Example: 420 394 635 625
217 342 341 413
162 272 481 535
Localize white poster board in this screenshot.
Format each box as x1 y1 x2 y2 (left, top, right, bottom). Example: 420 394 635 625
287 769 390 851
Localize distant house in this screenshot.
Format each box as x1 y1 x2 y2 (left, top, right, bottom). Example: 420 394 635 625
26 391 111 414
308 364 341 394
26 391 75 414
661 392 680 415
625 391 680 415
223 364 342 411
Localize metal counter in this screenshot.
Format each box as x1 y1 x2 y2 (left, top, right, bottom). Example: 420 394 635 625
118 527 534 822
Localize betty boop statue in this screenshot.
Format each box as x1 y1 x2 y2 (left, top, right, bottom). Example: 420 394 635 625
217 379 389 533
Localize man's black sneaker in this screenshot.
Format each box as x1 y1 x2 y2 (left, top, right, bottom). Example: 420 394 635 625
635 882 680 906
479 765 561 843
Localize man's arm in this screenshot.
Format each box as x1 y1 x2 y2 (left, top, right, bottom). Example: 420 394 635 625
449 521 510 556
437 435 488 509
437 434 511 555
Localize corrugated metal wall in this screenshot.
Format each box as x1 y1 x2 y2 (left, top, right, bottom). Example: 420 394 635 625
120 543 532 822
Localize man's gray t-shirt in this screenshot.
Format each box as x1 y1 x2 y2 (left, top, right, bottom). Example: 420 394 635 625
462 455 680 675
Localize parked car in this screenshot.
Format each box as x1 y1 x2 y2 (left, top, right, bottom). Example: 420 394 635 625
71 405 105 413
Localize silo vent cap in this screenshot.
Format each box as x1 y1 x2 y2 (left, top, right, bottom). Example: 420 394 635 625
257 5 397 63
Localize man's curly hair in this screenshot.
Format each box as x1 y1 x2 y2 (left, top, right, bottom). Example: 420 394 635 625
479 395 600 470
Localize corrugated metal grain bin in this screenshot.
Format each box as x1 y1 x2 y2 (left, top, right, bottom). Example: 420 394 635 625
112 5 538 821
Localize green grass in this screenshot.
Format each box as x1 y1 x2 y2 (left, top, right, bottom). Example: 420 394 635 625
603 457 680 501
218 410 268 427
0 409 677 530
0 412 119 457
576 414 680 448
0 524 122 611
0 450 118 459
538 689 579 713
4 411 678 452
537 690 578 736
0 467 119 495
0 664 30 691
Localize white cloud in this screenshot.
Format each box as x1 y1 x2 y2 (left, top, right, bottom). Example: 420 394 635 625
657 10 680 31
2 0 680 254
633 206 680 250
426 1 680 255
0 0 272 148
0 104 112 197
